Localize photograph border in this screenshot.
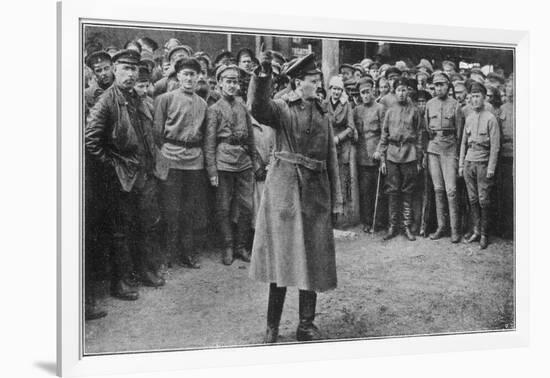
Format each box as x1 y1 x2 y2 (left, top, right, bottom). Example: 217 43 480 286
58 1 530 376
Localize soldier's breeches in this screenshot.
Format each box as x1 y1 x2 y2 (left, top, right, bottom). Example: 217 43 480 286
428 153 457 195
384 161 417 195
216 170 254 247
464 161 494 209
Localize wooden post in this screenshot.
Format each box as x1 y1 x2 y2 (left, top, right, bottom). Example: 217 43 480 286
321 39 339 88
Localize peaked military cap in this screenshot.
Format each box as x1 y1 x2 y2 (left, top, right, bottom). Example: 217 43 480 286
138 37 159 52
168 45 193 62
357 77 375 89
216 64 240 82
284 53 321 79
432 71 450 84
469 81 487 96
85 51 112 68
112 49 141 65
339 63 355 72
385 66 402 79
213 51 235 68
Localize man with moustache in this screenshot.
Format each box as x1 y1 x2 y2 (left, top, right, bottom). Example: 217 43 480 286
204 64 257 265
248 53 343 343
86 50 165 303
424 72 463 243
154 58 208 269
459 82 500 249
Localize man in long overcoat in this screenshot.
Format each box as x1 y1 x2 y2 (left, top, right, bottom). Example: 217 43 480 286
247 53 343 343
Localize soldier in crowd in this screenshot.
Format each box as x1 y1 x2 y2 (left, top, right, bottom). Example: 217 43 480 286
497 82 514 239
134 65 154 112
85 51 115 117
248 53 343 343
354 77 387 232
339 63 355 81
324 76 357 227
376 77 390 103
442 60 457 76
153 58 208 269
353 64 366 80
86 49 165 304
459 82 500 249
379 67 402 108
237 48 255 73
205 64 257 265
376 77 424 242
153 45 193 97
194 52 221 106
424 72 463 243
454 80 468 107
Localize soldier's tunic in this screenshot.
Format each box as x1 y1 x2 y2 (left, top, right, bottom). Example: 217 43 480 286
248 74 342 292
153 89 209 261
152 71 179 98
459 106 500 208
354 101 386 228
204 95 256 250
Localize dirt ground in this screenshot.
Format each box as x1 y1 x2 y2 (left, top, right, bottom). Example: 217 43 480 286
84 228 515 354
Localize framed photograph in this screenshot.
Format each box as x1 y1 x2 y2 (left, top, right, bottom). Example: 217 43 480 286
58 0 529 376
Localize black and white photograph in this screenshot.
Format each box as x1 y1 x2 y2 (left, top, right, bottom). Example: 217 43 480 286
81 20 516 356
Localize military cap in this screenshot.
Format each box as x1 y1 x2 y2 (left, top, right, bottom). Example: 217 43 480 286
213 50 235 68
174 57 202 74
368 61 380 70
415 89 432 101
344 78 358 89
164 38 182 51
469 81 487 96
395 61 408 72
104 46 118 56
360 58 374 70
353 63 365 75
416 70 430 80
236 47 255 62
385 66 402 79
216 64 240 82
124 40 142 53
137 37 159 52
450 73 464 83
168 45 193 62
85 51 112 68
487 72 505 84
470 68 486 79
194 52 212 71
339 63 355 73
284 53 321 79
379 63 392 74
137 66 151 82
393 77 409 90
112 49 141 65
357 77 375 89
416 58 434 74
441 60 456 70
432 71 450 84
454 80 466 90
407 78 418 89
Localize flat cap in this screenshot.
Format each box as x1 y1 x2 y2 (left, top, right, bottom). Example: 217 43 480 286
357 77 375 89
85 50 112 68
339 63 355 72
352 63 365 75
416 58 434 74
112 49 141 65
174 57 202 74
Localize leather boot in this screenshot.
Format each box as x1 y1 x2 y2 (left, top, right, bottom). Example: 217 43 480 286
480 206 490 249
383 194 399 240
465 203 481 243
111 278 139 301
430 190 448 240
110 235 139 300
264 283 287 343
402 194 416 241
85 290 107 321
448 192 461 243
296 290 322 342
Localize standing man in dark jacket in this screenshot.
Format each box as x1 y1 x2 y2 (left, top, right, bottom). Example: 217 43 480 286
205 64 257 265
376 77 424 241
248 53 343 344
424 72 463 243
86 49 165 302
459 82 500 249
153 58 209 269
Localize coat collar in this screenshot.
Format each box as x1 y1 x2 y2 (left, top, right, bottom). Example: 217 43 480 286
112 84 153 121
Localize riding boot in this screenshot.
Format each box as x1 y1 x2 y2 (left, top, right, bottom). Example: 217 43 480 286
448 192 461 243
402 194 416 241
296 290 322 341
383 194 399 240
465 202 481 243
430 190 448 240
264 283 287 343
480 206 490 249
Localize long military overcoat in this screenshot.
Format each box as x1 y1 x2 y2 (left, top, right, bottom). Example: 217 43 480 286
247 74 343 292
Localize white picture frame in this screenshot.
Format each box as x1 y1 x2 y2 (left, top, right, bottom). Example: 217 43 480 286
57 1 530 376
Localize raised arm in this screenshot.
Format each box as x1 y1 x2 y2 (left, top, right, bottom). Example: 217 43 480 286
247 62 282 129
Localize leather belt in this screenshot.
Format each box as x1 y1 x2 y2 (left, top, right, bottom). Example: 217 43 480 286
164 138 202 148
218 137 247 146
274 151 326 172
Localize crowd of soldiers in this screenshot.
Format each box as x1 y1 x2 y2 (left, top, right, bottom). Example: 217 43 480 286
83 35 514 341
